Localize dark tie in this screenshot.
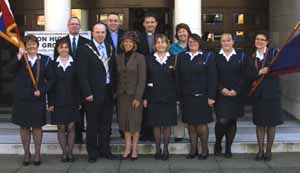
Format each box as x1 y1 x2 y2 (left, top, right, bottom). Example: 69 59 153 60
72 37 76 57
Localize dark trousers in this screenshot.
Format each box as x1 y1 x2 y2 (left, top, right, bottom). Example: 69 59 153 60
85 85 113 156
75 106 85 141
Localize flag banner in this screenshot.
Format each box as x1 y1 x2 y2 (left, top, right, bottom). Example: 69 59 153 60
271 33 300 75
0 0 20 47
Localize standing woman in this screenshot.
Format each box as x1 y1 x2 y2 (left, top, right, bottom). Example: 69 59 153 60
248 32 283 161
170 23 192 56
116 31 146 160
177 34 217 159
214 33 246 158
12 34 54 166
144 34 178 160
169 23 192 142
48 39 80 162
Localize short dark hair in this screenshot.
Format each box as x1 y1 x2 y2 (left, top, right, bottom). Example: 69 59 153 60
188 33 205 51
92 22 107 32
24 34 39 47
175 23 192 40
255 31 269 41
56 39 69 49
143 12 157 22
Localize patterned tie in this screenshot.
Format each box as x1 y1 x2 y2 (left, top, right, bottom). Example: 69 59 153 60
98 44 107 60
72 37 76 57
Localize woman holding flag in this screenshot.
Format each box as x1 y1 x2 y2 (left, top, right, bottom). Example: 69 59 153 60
11 34 54 166
247 32 283 161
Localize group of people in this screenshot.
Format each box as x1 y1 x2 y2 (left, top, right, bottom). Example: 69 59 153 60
11 12 283 166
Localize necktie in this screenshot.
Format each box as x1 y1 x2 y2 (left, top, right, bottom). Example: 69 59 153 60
72 37 76 57
99 44 107 60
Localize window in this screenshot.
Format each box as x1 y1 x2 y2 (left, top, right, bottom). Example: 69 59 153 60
203 32 223 42
233 31 245 42
234 13 245 25
202 13 223 24
37 15 45 26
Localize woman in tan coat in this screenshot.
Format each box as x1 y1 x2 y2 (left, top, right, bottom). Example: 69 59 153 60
116 31 146 160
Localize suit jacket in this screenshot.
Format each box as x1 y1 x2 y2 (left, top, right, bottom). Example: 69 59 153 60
116 52 146 101
137 31 158 56
105 29 125 55
77 41 116 104
54 35 90 59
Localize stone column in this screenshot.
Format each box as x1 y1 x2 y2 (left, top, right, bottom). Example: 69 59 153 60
44 0 71 31
174 0 202 35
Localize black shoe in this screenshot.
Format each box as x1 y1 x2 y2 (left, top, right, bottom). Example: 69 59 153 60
224 150 232 159
22 161 30 166
102 153 120 160
154 150 162 160
161 152 169 161
61 154 69 163
186 153 197 159
255 152 264 161
33 161 41 166
174 138 184 142
264 152 272 162
88 156 97 163
214 144 222 156
198 152 209 160
68 154 75 162
22 154 31 166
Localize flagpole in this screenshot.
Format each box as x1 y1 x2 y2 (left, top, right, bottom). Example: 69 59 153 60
21 44 38 91
248 20 300 96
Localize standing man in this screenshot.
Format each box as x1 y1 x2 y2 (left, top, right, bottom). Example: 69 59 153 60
77 22 117 163
54 16 90 144
137 13 159 56
54 16 89 59
138 13 159 141
105 13 125 55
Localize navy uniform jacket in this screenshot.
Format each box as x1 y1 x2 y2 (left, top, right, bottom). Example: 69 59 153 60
177 51 217 100
48 59 80 107
144 54 177 104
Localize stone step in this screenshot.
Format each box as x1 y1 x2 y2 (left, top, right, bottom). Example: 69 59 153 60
0 120 300 155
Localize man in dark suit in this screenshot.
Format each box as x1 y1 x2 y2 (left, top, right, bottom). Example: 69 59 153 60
54 16 90 59
77 22 117 163
137 13 159 56
137 13 159 141
105 13 125 55
54 16 90 144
